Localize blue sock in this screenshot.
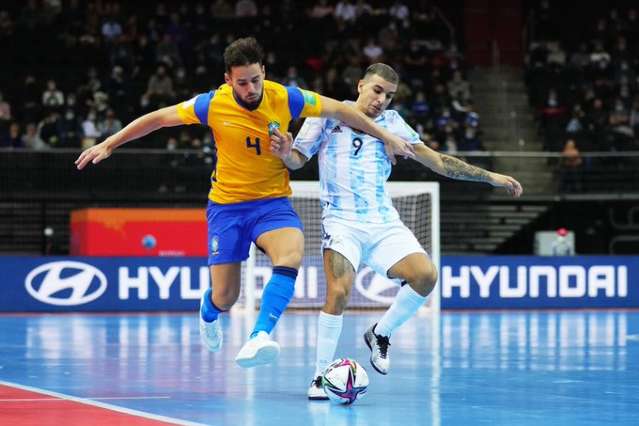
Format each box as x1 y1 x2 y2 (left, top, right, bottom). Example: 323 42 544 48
250 266 297 338
200 288 224 322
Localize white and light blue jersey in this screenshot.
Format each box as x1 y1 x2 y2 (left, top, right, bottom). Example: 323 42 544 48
293 103 422 223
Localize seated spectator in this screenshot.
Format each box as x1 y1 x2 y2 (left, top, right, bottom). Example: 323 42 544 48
565 104 585 135
335 0 357 23
586 97 609 150
282 66 307 89
308 0 334 19
411 91 430 118
447 71 471 101
59 109 82 147
156 34 182 68
389 0 410 22
404 40 427 81
607 98 634 150
101 16 122 42
38 112 63 147
98 109 123 140
459 125 483 151
143 65 175 109
235 0 258 17
22 122 48 150
0 122 23 148
363 37 383 62
568 43 590 70
42 80 65 113
354 0 373 22
341 56 362 93
173 67 193 101
81 111 100 148
540 88 566 150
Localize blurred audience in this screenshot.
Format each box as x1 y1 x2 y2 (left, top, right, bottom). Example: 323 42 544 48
0 1 471 156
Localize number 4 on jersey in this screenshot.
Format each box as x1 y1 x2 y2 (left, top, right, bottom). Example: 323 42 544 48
246 136 261 155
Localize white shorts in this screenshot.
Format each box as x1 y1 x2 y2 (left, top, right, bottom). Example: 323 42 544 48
321 215 428 278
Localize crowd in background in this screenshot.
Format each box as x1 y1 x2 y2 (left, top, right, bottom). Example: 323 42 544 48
525 0 639 190
0 0 482 156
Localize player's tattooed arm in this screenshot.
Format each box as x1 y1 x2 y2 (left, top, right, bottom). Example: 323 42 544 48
412 142 523 197
439 154 491 182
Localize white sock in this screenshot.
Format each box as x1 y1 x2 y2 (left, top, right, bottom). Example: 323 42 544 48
375 284 426 338
314 311 343 377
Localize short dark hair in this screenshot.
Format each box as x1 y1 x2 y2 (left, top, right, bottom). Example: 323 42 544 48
223 37 264 73
363 63 399 85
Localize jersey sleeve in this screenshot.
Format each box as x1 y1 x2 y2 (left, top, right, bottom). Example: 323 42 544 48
292 117 327 159
175 91 216 126
390 111 422 144
286 87 323 119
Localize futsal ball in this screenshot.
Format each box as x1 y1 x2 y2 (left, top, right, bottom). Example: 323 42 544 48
322 358 369 404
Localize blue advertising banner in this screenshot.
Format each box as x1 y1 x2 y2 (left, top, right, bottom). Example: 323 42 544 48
441 256 639 309
2 257 209 312
0 256 637 311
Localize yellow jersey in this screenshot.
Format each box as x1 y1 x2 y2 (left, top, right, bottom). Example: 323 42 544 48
176 80 322 204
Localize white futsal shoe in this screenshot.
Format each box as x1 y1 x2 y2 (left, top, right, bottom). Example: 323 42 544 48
307 376 329 400
235 331 280 368
199 294 222 352
364 324 391 375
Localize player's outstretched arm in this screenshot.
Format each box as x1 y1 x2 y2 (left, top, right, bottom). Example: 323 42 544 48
75 105 183 170
269 128 308 170
413 142 523 197
319 96 415 165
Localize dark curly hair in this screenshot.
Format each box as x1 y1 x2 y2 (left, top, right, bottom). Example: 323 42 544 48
223 37 265 73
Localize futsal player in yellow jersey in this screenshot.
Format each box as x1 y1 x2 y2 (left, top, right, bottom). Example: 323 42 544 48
75 37 415 368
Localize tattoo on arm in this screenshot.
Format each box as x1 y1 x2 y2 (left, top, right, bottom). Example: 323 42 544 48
440 154 491 182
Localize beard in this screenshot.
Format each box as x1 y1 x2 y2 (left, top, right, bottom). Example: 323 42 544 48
234 91 263 111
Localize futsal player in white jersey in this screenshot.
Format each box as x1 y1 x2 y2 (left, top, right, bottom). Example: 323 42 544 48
269 63 523 399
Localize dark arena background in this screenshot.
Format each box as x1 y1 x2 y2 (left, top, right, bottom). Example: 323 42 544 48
0 1 637 425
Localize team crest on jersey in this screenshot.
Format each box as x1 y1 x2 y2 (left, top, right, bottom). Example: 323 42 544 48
331 125 342 134
268 121 280 135
211 236 219 256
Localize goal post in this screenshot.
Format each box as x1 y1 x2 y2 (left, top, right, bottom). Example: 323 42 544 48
238 181 440 313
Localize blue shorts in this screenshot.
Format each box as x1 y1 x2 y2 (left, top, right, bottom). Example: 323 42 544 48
206 197 303 265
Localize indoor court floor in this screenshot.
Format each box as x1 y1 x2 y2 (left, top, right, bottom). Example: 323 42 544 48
0 310 637 425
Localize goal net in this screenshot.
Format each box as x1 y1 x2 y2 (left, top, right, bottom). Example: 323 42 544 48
239 181 440 312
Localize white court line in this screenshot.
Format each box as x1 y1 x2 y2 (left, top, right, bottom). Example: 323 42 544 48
0 380 207 426
626 334 639 341
0 396 171 402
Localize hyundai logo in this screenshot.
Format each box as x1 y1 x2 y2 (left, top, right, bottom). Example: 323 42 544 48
25 261 107 306
354 267 400 305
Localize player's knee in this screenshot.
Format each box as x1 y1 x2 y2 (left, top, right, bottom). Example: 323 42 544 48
212 288 239 310
409 263 438 297
272 250 303 269
327 285 350 312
